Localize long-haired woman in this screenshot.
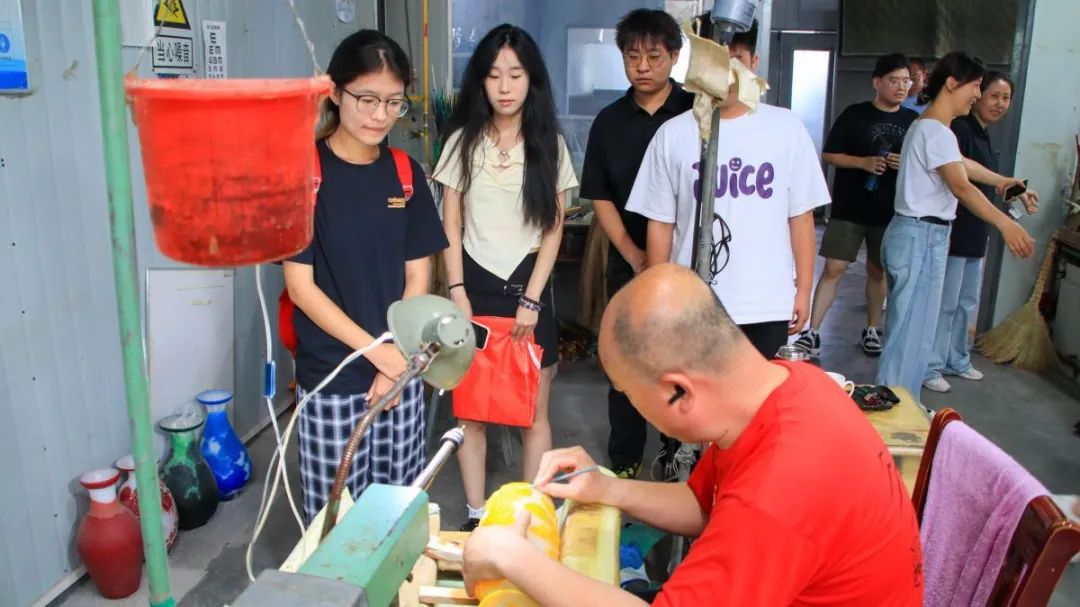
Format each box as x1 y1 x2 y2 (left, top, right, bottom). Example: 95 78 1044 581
434 24 578 530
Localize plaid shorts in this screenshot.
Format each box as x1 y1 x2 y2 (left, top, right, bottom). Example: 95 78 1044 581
297 377 426 523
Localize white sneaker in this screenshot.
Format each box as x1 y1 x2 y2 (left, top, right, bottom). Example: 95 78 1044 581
957 367 984 381
923 377 952 393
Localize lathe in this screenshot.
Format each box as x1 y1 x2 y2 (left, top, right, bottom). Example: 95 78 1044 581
233 294 622 606
233 430 622 607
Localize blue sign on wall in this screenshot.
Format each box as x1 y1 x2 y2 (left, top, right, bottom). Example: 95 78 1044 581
0 0 30 92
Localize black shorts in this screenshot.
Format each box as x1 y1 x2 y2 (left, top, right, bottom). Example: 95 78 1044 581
463 251 558 368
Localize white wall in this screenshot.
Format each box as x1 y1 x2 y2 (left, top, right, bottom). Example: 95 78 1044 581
0 2 375 604
990 0 1080 324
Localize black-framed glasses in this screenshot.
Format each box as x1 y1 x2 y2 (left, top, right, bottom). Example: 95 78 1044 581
708 212 733 283
340 89 410 117
622 51 670 68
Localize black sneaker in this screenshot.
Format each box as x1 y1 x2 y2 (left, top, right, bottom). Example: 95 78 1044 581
612 462 641 480
459 517 480 532
792 329 821 358
862 327 883 356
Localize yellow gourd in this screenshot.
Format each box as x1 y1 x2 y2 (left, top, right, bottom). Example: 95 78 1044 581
477 588 540 607
472 483 560 601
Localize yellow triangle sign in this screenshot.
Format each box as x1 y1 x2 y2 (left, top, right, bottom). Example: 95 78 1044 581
155 0 190 30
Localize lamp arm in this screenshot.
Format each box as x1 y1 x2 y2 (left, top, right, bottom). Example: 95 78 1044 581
319 349 433 540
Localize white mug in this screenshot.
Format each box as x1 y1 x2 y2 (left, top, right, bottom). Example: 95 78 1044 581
825 371 855 396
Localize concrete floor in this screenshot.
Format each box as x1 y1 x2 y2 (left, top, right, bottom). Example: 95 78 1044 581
57 233 1080 606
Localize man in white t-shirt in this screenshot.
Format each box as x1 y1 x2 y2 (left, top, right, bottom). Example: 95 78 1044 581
626 53 830 358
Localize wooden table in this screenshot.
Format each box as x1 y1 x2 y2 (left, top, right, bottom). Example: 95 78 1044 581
862 386 931 495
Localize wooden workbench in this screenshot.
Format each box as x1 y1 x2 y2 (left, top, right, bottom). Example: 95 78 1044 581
862 386 931 495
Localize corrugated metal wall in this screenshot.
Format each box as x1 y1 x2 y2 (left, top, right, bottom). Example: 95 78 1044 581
0 1 375 604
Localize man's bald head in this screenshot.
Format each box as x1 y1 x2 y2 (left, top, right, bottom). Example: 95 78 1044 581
602 264 744 379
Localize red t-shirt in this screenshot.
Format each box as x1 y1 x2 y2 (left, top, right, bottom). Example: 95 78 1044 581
653 361 923 606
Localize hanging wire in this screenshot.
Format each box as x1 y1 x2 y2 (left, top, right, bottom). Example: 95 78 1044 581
129 18 165 77
288 0 323 75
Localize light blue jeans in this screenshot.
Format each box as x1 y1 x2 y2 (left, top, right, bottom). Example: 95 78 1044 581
876 215 950 400
926 256 983 380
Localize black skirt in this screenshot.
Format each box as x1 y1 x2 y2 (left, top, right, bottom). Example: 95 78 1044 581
463 251 558 368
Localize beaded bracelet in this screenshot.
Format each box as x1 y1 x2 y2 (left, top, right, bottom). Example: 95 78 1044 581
518 295 543 312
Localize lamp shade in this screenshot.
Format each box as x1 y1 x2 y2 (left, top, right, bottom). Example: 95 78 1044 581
387 295 475 390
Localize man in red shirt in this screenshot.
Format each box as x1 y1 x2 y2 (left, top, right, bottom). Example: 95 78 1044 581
463 264 923 606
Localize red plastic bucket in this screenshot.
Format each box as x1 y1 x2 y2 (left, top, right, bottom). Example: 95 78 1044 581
125 77 333 266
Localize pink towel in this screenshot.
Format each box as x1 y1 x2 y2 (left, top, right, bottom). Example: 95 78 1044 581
921 421 1048 606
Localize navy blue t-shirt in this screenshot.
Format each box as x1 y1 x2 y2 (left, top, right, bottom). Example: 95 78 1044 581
290 141 448 394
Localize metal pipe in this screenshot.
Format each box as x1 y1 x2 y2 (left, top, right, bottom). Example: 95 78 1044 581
90 1 174 605
410 427 464 491
421 0 431 166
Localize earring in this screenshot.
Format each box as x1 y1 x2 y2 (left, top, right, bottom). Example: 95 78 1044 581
668 385 686 405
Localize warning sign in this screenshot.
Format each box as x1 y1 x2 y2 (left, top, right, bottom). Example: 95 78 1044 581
153 35 194 70
151 0 194 75
155 0 191 30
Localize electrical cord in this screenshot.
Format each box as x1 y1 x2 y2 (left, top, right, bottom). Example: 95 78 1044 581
245 263 394 582
245 331 391 582
254 265 305 537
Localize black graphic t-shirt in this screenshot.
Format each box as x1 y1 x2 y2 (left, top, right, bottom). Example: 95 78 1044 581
824 102 918 226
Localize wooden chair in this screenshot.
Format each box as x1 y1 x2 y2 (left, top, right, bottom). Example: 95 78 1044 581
911 408 1080 606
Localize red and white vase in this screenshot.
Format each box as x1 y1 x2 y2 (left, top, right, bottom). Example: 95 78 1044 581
76 469 143 598
116 454 179 551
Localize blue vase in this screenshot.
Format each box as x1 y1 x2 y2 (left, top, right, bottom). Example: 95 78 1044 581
197 390 252 500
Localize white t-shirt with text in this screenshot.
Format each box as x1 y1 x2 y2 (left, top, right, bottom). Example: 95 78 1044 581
626 105 830 325
894 118 964 220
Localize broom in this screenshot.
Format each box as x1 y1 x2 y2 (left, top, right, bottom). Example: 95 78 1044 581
976 240 1059 371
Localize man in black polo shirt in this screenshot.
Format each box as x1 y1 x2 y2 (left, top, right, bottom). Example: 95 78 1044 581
580 8 693 479
793 53 918 358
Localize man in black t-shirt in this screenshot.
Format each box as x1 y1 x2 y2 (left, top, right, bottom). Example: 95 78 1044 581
793 53 918 358
579 9 694 480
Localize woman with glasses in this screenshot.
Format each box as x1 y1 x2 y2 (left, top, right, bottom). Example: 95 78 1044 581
434 24 577 530
876 53 1035 401
923 71 1038 393
283 30 448 523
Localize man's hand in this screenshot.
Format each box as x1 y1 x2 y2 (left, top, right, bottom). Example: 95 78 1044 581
789 289 811 335
886 153 901 171
367 372 402 408
623 245 648 274
533 447 614 504
863 155 887 175
463 510 534 596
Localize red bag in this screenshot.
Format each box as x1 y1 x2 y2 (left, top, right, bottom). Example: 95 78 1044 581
278 145 414 355
453 316 543 428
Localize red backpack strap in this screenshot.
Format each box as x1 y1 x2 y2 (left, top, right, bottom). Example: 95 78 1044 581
389 147 414 200
312 144 323 202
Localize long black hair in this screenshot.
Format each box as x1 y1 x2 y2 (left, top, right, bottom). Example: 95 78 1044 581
318 30 412 140
918 52 984 105
442 24 562 233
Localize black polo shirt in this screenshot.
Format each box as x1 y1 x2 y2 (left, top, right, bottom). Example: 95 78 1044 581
949 115 999 258
290 141 449 394
580 80 695 277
